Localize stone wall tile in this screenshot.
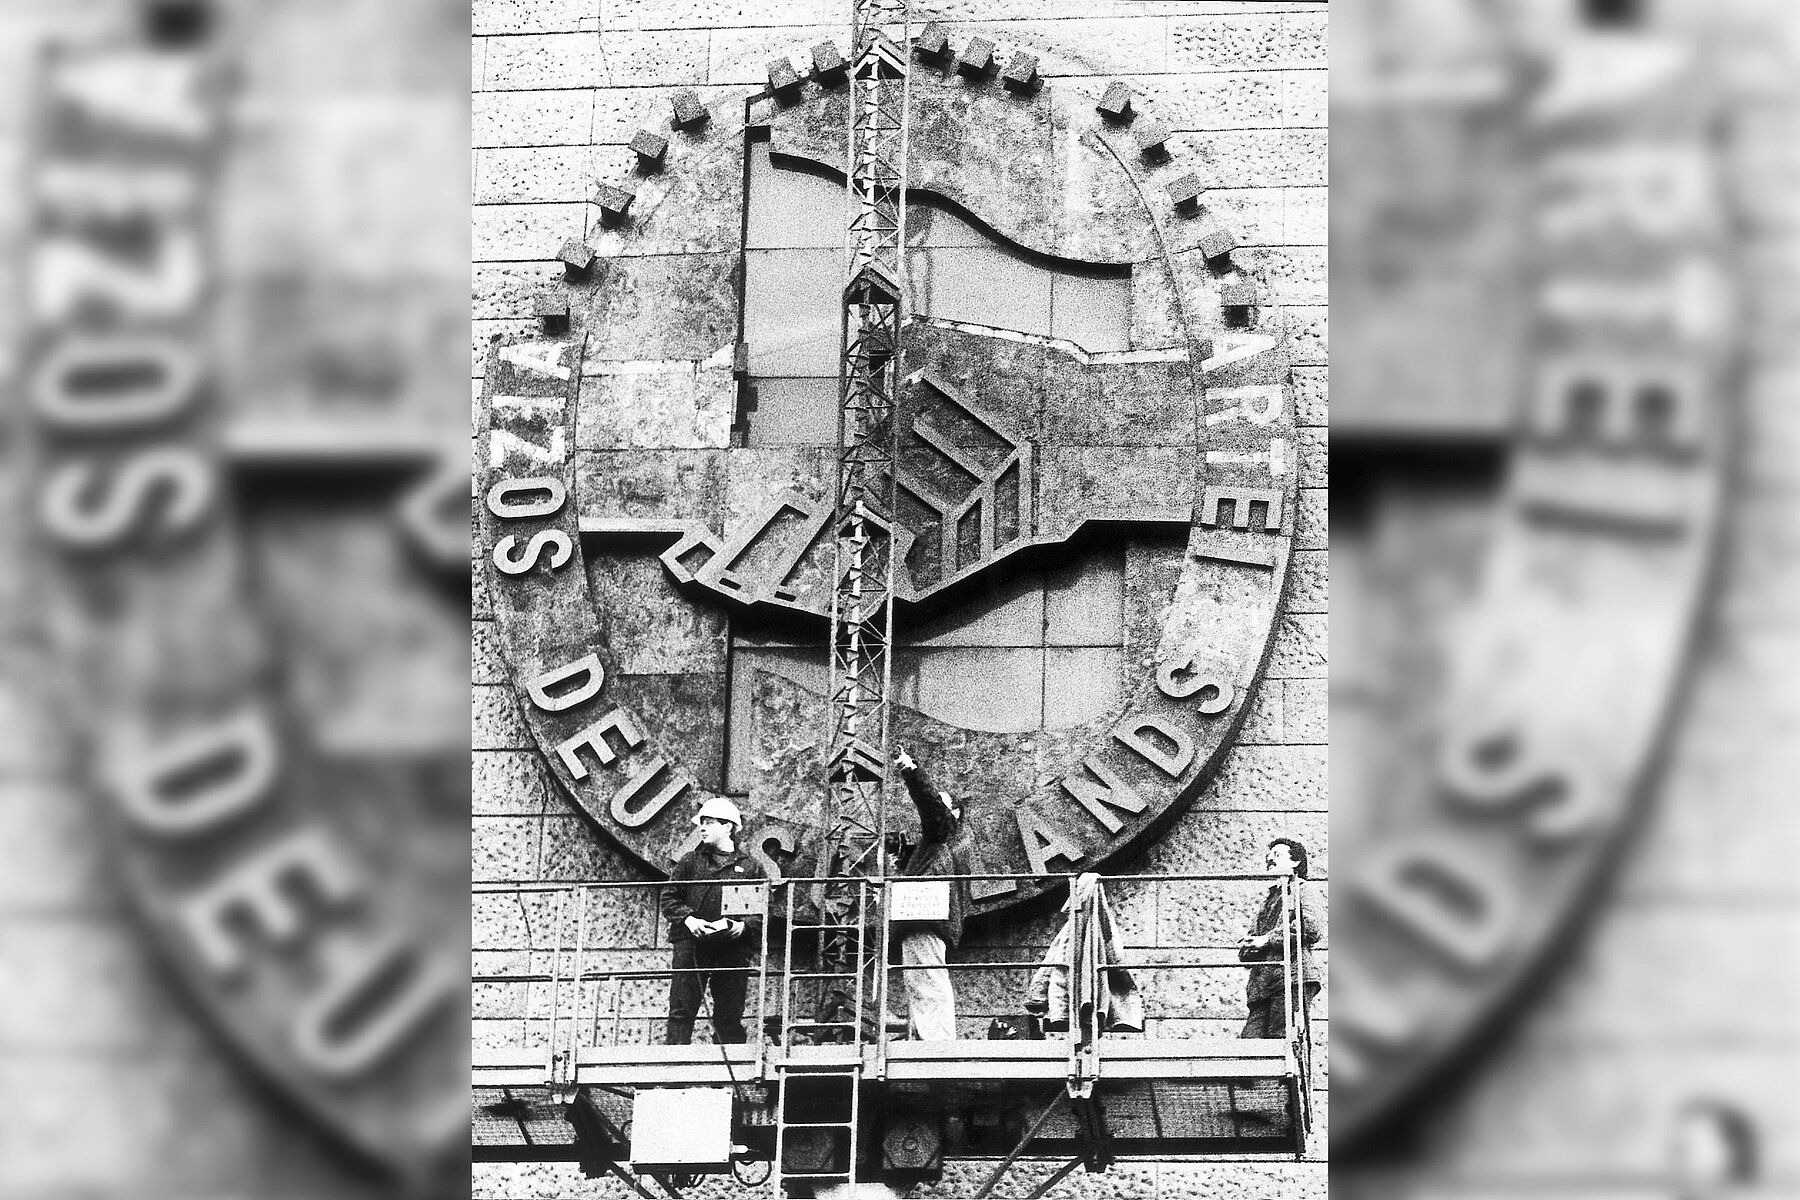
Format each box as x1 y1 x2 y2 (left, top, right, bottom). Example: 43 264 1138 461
473 203 589 262
604 0 837 30
595 29 710 87
1284 548 1327 614
1194 745 1327 813
1232 677 1284 744
481 33 601 92
474 0 598 36
1281 679 1326 745
708 24 848 86
1175 129 1326 188
1147 71 1285 130
1294 486 1327 550
1243 245 1327 305
1127 810 1328 880
1190 186 1289 246
1284 185 1326 245
473 89 595 147
473 261 568 320
475 145 625 203
473 750 557 817
474 683 534 750
1266 612 1326 679
1290 366 1326 426
1292 423 1328 490
473 618 508 684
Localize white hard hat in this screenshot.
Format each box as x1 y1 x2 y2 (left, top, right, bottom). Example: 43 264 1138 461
693 797 743 827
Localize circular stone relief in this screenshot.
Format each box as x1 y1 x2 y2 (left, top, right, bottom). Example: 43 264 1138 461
480 33 1304 915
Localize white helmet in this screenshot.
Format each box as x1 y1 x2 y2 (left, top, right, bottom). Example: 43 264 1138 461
692 796 743 828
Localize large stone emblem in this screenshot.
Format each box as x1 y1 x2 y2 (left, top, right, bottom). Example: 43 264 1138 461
24 19 467 1182
480 39 1305 911
1331 8 1733 1146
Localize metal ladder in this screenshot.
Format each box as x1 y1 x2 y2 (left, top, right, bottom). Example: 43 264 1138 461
772 1061 865 1196
771 879 878 1194
779 878 878 1046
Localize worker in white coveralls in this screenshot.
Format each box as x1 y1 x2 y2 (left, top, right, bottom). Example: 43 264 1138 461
891 748 974 1041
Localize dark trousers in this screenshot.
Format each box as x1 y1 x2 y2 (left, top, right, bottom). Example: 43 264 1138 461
1240 982 1319 1040
665 939 751 1045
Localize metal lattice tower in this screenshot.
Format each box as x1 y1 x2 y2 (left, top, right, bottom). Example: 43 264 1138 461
822 0 911 878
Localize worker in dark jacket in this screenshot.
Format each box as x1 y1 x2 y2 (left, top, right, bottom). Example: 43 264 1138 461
1237 837 1323 1040
660 797 769 1044
893 747 975 1041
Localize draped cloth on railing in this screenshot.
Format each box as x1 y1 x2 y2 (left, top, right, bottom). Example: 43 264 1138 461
1031 873 1143 1060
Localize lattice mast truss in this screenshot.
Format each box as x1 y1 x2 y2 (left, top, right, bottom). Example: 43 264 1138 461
824 0 912 877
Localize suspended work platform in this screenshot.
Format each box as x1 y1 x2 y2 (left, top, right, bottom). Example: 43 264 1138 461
474 1037 1304 1158
471 873 1318 1195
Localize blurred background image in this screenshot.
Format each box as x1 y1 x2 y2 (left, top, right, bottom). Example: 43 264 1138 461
1332 0 1799 1197
1 0 469 1195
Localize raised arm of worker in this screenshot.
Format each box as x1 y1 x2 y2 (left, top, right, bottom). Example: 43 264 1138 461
895 747 956 848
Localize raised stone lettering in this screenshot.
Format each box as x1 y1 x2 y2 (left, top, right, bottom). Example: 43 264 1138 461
556 709 644 780
488 425 566 468
1059 755 1146 835
1355 838 1515 974
1015 804 1085 876
491 393 566 415
1199 485 1286 534
52 50 212 141
1439 723 1598 844
527 653 606 713
36 160 198 221
32 332 199 430
1205 385 1284 426
180 827 363 981
41 448 214 548
111 708 277 836
745 817 806 882
33 227 202 322
290 935 455 1080
1206 440 1288 476
1157 652 1235 712
492 530 573 576
610 757 690 828
485 476 566 520
1114 716 1194 777
498 340 572 380
1538 146 1713 241
1513 458 1688 537
1538 261 1727 344
1530 358 1701 452
1202 334 1275 375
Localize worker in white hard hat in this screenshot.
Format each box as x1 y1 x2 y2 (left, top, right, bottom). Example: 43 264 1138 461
660 795 771 1044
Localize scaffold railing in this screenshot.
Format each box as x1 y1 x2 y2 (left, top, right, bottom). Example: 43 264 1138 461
474 872 1319 1188
472 872 1319 1091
